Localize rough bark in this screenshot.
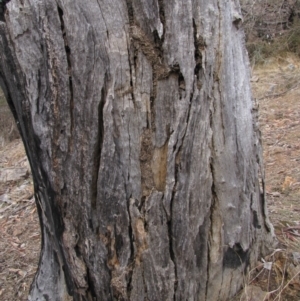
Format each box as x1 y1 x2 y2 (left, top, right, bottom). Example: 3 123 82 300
0 0 274 300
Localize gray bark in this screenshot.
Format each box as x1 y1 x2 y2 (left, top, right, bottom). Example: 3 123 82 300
0 0 274 300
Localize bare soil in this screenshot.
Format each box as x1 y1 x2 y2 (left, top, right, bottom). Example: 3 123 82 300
0 55 299 300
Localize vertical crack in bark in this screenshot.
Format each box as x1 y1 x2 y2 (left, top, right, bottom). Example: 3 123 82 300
167 221 177 301
123 22 136 297
125 124 135 300
207 99 218 300
150 82 156 132
0 0 11 22
168 143 182 299
125 0 134 26
193 18 204 90
177 71 186 100
91 81 106 210
57 5 74 149
206 159 215 300
125 31 136 110
181 87 194 142
86 266 97 300
126 197 135 299
157 0 165 38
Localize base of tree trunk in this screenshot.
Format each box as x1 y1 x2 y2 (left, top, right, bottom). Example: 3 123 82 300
0 1 274 300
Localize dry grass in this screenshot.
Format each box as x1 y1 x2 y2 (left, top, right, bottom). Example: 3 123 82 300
0 90 19 147
0 140 40 301
233 243 300 301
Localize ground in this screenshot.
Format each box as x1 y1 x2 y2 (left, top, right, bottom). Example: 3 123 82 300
0 140 39 301
0 55 299 300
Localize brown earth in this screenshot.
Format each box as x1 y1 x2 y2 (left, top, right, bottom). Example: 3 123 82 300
0 55 299 300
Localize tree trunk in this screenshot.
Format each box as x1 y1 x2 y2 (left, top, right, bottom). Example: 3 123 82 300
0 0 274 300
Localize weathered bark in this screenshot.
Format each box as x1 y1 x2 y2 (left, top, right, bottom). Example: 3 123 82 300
0 0 274 300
